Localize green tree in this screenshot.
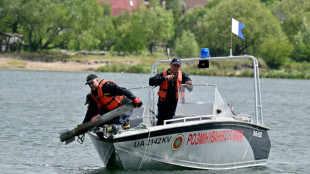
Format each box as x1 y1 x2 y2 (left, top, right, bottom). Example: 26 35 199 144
0 0 28 33
180 6 207 36
272 0 310 62
292 18 310 62
106 11 132 53
165 0 183 48
0 0 109 51
193 0 292 61
260 37 293 69
113 5 174 55
179 5 207 54
112 11 147 55
147 0 160 7
68 0 112 50
143 6 175 54
175 30 199 58
260 0 278 7
272 0 310 41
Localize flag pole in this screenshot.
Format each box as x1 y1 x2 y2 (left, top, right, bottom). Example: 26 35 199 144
230 18 233 56
230 31 232 56
243 30 246 55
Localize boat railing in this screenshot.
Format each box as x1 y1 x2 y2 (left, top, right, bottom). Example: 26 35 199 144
128 86 153 91
128 86 157 127
232 114 252 123
150 55 263 126
164 115 213 125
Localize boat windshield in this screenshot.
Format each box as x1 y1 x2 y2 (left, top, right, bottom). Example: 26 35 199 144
175 84 233 119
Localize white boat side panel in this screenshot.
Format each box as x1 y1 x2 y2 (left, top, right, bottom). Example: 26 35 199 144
114 128 254 170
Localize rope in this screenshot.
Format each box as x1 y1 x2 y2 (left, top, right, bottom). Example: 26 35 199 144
120 122 149 132
117 123 151 170
137 123 151 171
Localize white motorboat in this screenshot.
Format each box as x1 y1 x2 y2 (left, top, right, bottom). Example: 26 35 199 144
87 54 271 170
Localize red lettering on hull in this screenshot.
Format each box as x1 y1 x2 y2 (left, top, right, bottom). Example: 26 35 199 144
186 130 244 146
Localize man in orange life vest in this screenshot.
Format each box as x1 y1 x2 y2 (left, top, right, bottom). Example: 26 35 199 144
149 57 192 125
85 74 142 129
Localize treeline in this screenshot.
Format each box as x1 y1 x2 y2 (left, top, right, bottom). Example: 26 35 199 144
1 0 310 69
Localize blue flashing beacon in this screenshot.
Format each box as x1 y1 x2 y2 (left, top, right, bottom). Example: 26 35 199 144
198 48 210 68
200 48 210 58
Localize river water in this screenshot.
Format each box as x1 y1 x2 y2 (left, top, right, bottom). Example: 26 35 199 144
0 69 309 174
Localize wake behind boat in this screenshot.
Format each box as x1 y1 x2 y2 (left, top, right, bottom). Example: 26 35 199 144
84 54 271 170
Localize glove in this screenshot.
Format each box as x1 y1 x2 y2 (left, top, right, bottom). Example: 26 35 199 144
133 98 143 108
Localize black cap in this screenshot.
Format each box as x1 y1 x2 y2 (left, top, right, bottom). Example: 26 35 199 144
85 74 98 85
85 93 92 105
171 57 182 66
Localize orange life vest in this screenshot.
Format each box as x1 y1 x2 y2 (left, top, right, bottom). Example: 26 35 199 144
157 70 183 102
91 80 124 111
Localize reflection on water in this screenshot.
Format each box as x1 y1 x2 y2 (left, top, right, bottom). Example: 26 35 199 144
0 69 309 174
54 141 63 165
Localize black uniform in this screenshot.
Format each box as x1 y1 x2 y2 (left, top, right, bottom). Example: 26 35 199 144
149 69 192 125
82 93 98 124
84 80 136 126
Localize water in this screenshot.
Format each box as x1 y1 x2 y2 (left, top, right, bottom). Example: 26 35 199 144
0 69 309 174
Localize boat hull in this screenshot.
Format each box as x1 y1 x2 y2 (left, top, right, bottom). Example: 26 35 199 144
89 121 270 170
89 134 114 167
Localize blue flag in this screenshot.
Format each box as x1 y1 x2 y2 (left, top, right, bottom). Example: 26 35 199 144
232 18 245 39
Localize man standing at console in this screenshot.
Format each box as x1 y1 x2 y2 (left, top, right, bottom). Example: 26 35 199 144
149 57 192 125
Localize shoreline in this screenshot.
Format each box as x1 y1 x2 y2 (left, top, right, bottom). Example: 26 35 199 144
0 56 107 72
1 54 309 79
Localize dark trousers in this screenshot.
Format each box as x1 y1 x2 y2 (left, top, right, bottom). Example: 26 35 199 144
106 97 132 125
157 100 177 125
106 110 132 125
